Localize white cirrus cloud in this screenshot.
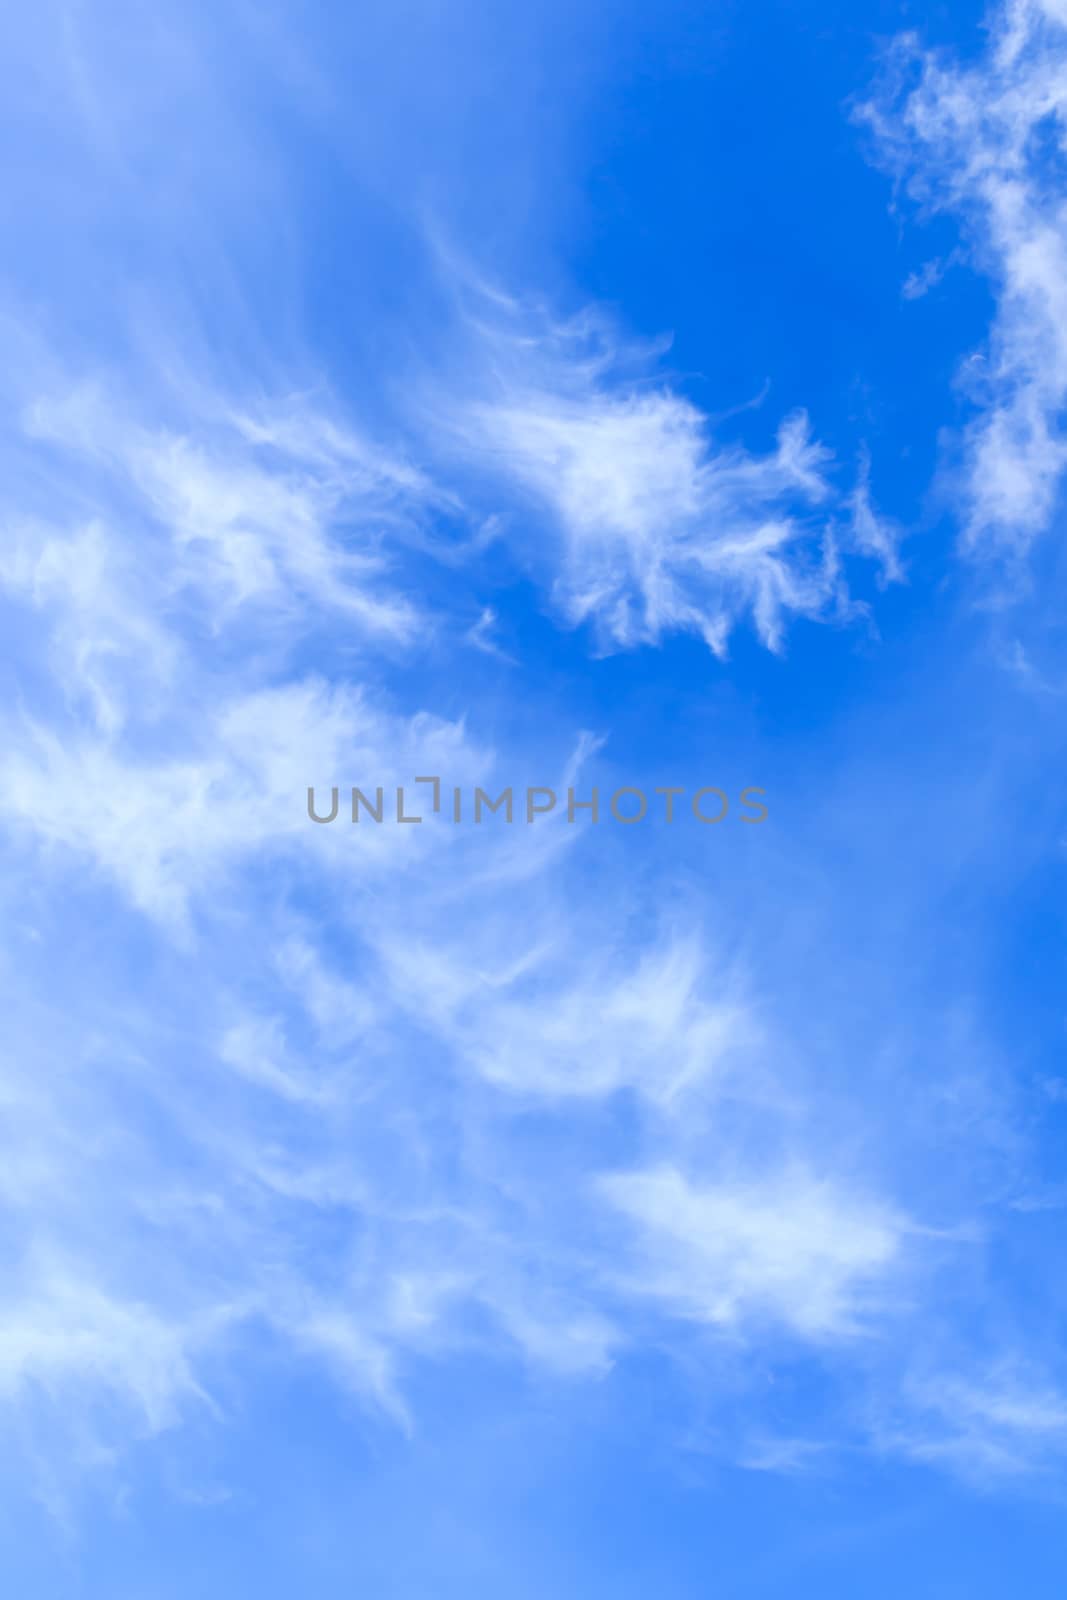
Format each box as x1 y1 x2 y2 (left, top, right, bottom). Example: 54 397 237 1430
430 295 899 655
860 0 1067 552
12 379 432 655
598 1163 908 1340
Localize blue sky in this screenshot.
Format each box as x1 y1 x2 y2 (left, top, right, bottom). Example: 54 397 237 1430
4 0 1067 1593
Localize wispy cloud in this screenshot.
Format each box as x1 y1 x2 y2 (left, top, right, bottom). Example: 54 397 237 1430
431 294 900 655
883 1367 1067 1479
22 382 429 643
599 1164 907 1341
0 678 480 925
0 332 1036 1510
0 5 1056 1529
861 0 1067 552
